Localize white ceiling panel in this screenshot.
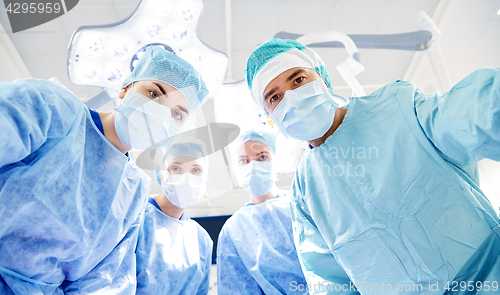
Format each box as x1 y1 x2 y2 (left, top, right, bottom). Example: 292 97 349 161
279 1 338 34
330 0 392 34
231 1 284 49
197 2 227 53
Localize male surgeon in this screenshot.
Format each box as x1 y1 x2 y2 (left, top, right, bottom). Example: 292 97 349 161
244 38 500 294
217 127 308 294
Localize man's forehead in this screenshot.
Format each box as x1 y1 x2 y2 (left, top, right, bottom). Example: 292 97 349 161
264 67 317 92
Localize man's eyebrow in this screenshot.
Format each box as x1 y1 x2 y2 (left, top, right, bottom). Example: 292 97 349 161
264 86 279 102
286 68 305 82
177 105 189 115
263 69 306 102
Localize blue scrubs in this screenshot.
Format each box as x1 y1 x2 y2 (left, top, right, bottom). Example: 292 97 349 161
292 68 500 294
217 192 308 295
89 109 105 135
0 79 150 294
135 198 213 295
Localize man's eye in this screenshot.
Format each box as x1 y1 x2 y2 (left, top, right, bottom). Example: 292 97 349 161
259 155 267 161
270 95 279 103
192 168 202 175
294 77 304 84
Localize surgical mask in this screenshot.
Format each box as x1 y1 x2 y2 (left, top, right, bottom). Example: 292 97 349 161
269 79 337 141
114 89 180 150
162 173 205 209
236 161 276 196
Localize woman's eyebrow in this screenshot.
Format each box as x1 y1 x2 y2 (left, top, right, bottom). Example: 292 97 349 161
153 82 166 95
177 105 189 115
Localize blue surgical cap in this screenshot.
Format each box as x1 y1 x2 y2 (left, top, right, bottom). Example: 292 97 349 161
122 45 209 113
244 39 333 111
235 127 277 156
154 140 208 185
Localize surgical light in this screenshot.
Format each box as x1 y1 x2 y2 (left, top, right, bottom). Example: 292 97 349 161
78 61 101 82
105 63 126 83
149 0 174 16
68 0 228 100
166 24 189 44
176 1 201 22
110 37 133 59
142 20 164 39
81 35 106 57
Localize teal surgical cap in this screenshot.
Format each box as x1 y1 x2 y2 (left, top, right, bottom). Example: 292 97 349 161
244 38 333 111
122 45 209 113
235 127 278 156
154 140 208 185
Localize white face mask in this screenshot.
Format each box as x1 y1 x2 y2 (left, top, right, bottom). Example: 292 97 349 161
114 89 181 150
236 160 276 196
162 173 206 209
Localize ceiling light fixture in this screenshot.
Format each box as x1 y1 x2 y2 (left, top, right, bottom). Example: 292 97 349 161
67 0 228 105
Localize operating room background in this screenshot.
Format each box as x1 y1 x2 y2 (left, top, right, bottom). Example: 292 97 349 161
1 0 499 293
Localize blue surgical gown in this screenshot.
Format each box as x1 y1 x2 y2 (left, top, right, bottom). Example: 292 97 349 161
135 198 213 295
0 79 150 294
291 68 500 294
217 192 309 295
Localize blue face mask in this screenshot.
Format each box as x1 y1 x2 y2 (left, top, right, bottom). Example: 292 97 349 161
114 89 180 150
236 160 276 196
270 79 337 141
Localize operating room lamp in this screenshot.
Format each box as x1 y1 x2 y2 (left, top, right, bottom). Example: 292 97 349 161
67 0 228 109
296 31 366 97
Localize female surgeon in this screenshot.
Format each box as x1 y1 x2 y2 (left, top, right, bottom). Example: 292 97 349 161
244 39 500 294
0 45 208 294
217 127 308 295
135 139 213 295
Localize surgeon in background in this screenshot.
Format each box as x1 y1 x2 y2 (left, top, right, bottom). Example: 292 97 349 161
0 45 208 294
135 139 212 295
217 127 308 295
244 38 500 294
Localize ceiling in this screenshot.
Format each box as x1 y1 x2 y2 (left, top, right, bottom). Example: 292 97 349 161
1 0 499 217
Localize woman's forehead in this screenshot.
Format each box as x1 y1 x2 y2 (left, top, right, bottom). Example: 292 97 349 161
236 141 271 156
167 156 201 166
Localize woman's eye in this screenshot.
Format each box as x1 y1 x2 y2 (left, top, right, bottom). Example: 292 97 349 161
294 77 304 84
149 90 159 99
192 168 202 175
259 155 267 161
172 110 182 121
